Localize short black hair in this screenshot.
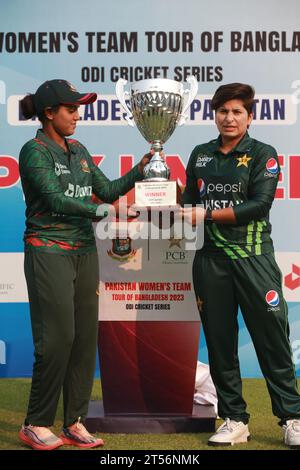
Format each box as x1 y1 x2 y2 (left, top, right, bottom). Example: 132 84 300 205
211 83 255 114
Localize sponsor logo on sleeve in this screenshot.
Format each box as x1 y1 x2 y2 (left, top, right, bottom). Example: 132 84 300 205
264 158 279 178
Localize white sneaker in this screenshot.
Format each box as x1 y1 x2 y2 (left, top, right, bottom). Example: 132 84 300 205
283 419 300 448
208 418 250 446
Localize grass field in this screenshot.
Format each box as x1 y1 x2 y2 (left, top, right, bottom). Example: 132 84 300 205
0 378 298 451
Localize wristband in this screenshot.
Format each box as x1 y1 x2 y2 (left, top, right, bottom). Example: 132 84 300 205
205 209 213 222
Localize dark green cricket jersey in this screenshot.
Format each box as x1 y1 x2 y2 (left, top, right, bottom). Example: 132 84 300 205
19 129 142 254
182 132 280 259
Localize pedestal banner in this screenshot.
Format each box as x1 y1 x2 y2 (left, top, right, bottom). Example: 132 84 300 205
90 218 216 432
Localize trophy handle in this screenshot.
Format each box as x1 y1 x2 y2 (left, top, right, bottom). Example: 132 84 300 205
115 78 135 127
178 76 198 126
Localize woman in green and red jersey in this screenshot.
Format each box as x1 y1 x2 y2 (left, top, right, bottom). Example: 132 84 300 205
182 83 300 448
18 79 151 450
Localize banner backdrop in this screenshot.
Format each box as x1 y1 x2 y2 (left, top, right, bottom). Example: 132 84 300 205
0 0 300 377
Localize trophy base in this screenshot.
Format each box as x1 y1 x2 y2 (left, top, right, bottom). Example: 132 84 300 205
86 400 216 434
134 180 181 207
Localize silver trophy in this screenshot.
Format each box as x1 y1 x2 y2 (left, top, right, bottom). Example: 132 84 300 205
116 77 198 206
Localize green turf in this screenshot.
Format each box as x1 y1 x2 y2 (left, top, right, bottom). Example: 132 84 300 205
0 378 298 450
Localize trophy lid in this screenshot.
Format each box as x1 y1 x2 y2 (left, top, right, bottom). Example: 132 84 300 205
131 78 183 95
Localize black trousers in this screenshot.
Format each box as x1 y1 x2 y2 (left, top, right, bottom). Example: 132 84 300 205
193 251 300 424
24 250 99 427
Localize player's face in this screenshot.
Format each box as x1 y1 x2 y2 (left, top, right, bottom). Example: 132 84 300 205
46 105 80 136
215 99 253 141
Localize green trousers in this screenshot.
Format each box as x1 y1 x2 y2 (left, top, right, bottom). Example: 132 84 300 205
193 251 300 424
24 250 99 427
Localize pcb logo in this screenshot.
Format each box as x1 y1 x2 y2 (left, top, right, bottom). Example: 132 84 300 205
107 237 137 261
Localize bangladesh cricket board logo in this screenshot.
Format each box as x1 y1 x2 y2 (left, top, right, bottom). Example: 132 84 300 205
80 158 90 173
107 237 137 261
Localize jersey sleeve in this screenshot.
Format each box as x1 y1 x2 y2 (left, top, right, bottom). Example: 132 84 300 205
19 143 99 218
89 156 143 203
181 147 199 206
233 145 280 225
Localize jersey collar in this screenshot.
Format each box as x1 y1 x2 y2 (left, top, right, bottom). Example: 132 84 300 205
214 131 252 155
36 129 76 156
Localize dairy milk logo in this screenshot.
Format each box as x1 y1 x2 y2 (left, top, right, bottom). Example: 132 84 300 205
64 183 92 198
195 155 213 167
197 178 206 197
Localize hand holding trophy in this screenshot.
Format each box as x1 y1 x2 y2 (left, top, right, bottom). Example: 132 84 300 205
116 76 198 208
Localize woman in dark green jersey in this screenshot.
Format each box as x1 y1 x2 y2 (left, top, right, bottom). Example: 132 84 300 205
183 83 300 447
18 79 151 450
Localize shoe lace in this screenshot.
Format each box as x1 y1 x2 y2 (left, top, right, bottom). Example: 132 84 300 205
218 418 237 433
289 419 300 432
74 419 94 439
28 425 53 439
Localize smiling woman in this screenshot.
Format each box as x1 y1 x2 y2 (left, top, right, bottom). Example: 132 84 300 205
17 79 152 451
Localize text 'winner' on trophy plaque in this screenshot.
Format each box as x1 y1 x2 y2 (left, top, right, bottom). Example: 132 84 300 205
116 76 198 208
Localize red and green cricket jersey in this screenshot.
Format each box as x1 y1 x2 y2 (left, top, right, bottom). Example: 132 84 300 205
19 129 142 254
182 132 280 259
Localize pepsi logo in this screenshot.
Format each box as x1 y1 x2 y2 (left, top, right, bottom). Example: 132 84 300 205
265 290 280 307
197 178 206 197
266 158 278 175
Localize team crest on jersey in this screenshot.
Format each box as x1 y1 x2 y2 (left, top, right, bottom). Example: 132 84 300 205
107 237 137 261
236 154 252 168
80 158 90 173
